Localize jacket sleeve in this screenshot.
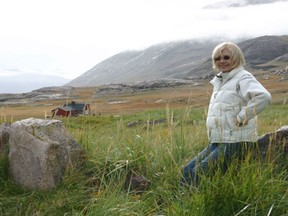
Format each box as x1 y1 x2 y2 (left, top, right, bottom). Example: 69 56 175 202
236 74 271 122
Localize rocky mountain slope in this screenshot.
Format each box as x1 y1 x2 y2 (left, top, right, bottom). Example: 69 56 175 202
66 35 288 87
66 40 219 87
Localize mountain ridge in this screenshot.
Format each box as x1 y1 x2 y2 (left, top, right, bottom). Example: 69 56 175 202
66 35 288 87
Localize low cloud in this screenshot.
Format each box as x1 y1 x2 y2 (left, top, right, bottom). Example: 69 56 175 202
0 0 287 85
203 0 288 8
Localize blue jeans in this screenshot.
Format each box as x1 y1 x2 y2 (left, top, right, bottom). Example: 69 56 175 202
181 142 254 187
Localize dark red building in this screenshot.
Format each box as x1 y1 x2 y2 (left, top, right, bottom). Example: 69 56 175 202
51 101 90 117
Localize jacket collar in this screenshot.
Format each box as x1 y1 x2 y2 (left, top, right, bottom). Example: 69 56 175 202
210 66 243 89
222 66 243 83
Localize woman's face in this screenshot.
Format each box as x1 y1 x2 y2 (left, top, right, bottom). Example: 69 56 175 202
214 48 235 73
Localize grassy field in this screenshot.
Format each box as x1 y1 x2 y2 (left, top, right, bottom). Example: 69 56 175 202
1 79 288 215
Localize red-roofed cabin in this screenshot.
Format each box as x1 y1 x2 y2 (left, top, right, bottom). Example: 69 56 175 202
52 101 90 117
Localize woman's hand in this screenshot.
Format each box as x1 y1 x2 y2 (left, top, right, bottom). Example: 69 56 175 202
235 118 248 127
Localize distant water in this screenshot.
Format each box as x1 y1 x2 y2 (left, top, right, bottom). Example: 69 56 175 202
0 75 70 94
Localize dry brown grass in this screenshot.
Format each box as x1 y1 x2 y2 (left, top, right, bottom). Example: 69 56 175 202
1 76 287 121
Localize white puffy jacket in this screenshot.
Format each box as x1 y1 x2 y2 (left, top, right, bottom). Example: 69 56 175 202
206 66 271 143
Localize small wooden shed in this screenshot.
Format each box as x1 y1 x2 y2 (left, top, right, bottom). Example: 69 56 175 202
51 101 90 117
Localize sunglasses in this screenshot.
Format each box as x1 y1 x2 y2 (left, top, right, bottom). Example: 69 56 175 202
214 55 231 61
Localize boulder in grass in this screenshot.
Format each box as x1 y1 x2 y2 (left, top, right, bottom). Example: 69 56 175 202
0 123 11 155
257 125 288 161
8 118 84 190
124 169 151 194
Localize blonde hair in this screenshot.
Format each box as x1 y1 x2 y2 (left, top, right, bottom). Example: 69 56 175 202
212 42 246 71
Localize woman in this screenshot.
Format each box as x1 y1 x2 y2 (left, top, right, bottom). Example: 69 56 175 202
181 42 271 187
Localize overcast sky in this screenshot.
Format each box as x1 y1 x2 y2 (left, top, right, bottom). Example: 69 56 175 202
1 0 288 80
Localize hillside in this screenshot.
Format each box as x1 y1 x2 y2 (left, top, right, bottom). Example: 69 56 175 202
65 40 219 87
65 35 288 87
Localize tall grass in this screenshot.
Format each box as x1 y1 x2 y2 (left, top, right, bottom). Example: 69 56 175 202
1 104 288 215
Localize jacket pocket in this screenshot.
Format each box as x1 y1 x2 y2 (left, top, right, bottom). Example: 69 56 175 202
225 110 236 130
